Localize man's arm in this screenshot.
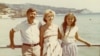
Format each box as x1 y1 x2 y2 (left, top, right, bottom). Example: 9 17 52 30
9 29 15 49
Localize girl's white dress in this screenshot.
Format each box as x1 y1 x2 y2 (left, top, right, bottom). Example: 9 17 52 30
59 25 78 56
43 24 62 56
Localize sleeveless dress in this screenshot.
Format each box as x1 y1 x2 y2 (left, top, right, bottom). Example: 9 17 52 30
59 25 78 56
43 24 62 56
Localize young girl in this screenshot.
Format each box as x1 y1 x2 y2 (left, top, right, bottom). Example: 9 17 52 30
58 13 91 56
40 9 62 56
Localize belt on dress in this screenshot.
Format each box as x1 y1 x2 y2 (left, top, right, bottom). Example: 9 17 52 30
44 35 57 39
23 43 39 46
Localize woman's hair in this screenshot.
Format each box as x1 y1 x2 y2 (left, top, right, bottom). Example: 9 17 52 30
43 9 55 22
62 13 76 35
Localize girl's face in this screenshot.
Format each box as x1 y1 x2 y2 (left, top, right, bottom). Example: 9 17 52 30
45 13 54 23
66 16 75 26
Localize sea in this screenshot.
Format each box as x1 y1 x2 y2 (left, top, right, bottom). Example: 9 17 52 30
0 13 100 56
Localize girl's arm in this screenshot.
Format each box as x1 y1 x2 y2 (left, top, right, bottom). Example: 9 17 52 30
75 32 91 47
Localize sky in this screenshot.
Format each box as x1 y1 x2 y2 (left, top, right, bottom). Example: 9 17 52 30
0 0 100 12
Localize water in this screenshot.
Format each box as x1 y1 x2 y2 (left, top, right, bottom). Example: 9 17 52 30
0 14 100 56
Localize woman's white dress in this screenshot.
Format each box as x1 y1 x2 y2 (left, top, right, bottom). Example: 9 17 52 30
59 25 78 56
43 24 62 56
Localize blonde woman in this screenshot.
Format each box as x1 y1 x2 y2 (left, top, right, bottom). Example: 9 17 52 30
40 9 62 56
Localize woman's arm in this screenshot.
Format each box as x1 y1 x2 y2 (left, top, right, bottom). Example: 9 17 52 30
58 29 62 39
58 29 63 44
39 26 44 56
75 32 91 47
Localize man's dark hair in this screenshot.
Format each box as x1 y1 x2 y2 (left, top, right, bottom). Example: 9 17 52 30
26 8 37 14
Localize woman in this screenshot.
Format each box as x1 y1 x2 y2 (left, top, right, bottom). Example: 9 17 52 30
40 9 62 56
58 13 91 56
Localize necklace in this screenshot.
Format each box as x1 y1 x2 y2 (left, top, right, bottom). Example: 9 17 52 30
64 27 71 38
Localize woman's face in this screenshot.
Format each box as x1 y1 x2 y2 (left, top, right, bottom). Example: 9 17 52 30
66 16 75 26
45 13 54 23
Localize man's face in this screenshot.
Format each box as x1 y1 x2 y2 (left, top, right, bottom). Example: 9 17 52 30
26 11 37 24
27 11 37 20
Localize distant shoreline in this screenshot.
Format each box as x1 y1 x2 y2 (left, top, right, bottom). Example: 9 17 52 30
0 13 100 19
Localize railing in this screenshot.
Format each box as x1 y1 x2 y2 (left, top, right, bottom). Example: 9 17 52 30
0 44 100 56
78 44 100 56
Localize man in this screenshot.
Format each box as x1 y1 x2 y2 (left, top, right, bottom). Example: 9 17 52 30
9 8 41 56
